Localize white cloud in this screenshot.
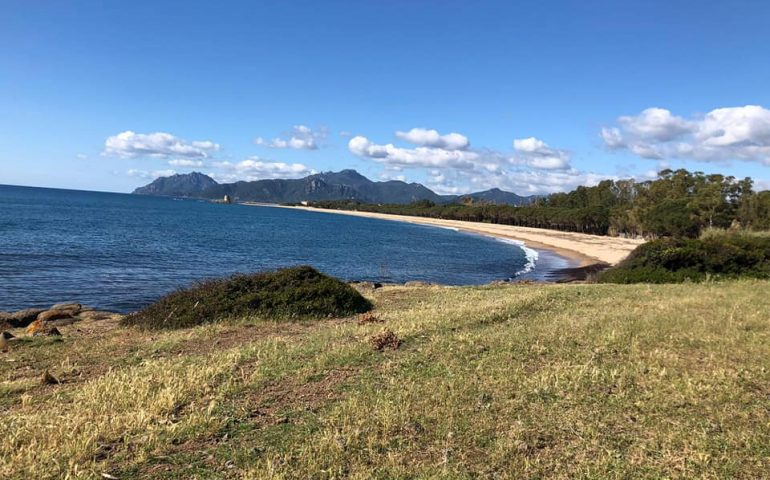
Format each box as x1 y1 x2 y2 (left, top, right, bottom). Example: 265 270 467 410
76 153 88 160
168 159 204 167
348 136 480 169
350 128 588 195
602 105 770 165
126 168 176 179
468 168 611 195
104 131 220 159
618 107 692 142
379 171 406 182
255 125 327 150
395 128 470 150
213 157 314 181
754 179 770 192
512 137 571 170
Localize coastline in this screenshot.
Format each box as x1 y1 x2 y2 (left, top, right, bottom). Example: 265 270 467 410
245 204 644 269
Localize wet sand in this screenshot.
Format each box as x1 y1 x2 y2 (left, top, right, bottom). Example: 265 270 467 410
263 205 644 266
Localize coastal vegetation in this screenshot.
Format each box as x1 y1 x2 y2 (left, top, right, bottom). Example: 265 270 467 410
600 230 770 283
2 281 769 478
310 169 769 238
121 266 371 330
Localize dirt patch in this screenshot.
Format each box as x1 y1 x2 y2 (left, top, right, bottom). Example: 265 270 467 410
243 367 359 424
124 366 361 477
370 330 401 351
357 312 384 325
1 315 359 413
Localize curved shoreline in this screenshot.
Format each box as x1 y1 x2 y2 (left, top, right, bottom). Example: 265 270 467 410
246 204 645 268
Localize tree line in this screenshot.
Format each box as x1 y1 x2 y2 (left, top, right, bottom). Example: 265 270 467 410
308 169 770 238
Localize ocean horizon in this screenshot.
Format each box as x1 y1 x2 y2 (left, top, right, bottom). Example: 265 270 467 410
0 184 572 312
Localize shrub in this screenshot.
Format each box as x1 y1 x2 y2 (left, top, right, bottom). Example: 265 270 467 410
122 266 372 329
599 233 770 284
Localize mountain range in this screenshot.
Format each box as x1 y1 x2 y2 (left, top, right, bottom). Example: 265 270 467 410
132 169 535 205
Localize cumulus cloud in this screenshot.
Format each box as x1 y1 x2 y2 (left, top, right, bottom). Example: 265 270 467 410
379 171 407 182
255 125 327 150
350 128 587 194
168 159 204 167
349 135 481 169
126 168 176 179
395 128 470 150
602 105 770 165
213 157 314 181
755 179 770 192
104 131 220 159
512 137 571 170
471 168 612 195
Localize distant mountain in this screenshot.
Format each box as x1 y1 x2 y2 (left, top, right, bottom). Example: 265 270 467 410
132 172 218 197
458 188 534 206
200 169 448 204
132 169 533 205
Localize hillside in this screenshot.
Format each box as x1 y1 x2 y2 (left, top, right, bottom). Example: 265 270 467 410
2 281 769 478
132 171 218 197
132 169 533 205
461 187 535 205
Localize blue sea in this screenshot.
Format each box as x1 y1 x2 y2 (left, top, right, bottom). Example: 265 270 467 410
0 185 572 312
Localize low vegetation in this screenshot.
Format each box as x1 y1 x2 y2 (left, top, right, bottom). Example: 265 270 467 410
600 230 770 283
2 281 770 478
121 266 372 329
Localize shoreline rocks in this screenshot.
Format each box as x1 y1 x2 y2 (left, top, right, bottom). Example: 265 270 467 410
1 303 123 340
0 308 45 328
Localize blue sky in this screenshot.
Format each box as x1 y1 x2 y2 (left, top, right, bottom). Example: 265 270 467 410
2 0 770 194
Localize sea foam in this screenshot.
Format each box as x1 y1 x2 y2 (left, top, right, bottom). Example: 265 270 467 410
496 238 539 276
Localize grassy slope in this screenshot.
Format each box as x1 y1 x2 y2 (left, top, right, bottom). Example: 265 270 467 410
2 282 770 478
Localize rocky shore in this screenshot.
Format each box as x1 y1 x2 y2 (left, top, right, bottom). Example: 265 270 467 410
1 303 123 347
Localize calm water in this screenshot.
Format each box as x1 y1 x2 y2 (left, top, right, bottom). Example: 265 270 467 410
0 185 572 312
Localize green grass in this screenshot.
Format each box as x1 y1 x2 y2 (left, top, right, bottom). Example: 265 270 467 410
2 281 770 478
122 266 372 329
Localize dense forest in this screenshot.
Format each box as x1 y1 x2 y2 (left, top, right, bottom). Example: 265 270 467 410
309 169 770 238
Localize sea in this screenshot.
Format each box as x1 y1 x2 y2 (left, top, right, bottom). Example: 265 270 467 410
0 185 573 312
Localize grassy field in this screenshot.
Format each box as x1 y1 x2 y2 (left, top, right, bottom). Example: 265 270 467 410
2 281 769 479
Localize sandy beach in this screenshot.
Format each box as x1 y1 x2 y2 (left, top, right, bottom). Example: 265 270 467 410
263 205 645 266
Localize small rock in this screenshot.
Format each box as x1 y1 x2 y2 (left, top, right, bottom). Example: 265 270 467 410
26 320 64 336
50 302 82 311
0 308 45 328
26 319 45 336
42 370 60 385
48 317 78 327
37 309 77 323
0 334 8 353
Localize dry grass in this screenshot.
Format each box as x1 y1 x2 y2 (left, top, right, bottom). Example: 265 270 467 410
2 281 770 478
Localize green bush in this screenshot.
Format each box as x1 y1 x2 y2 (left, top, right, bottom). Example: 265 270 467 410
122 266 372 329
599 233 770 283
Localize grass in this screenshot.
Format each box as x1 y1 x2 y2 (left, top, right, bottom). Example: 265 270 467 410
122 266 372 329
2 281 770 478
